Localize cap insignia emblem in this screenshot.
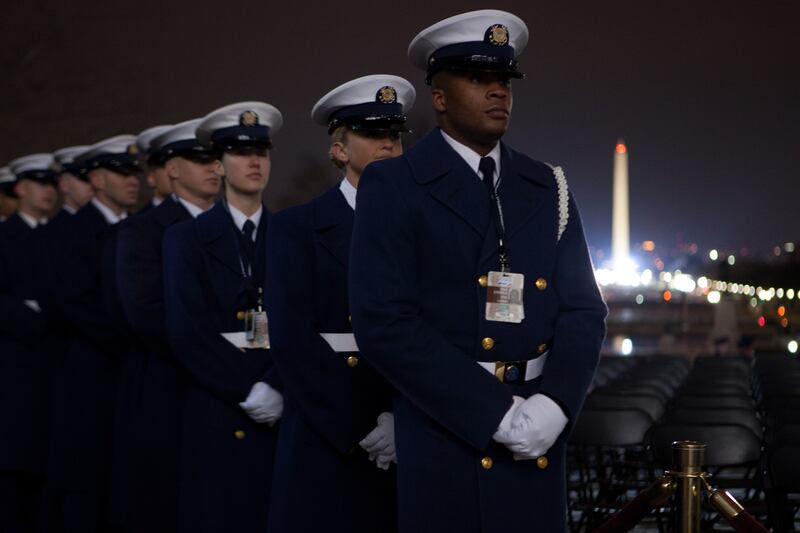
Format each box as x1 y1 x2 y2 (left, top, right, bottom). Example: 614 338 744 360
488 24 509 46
377 86 397 104
240 110 259 126
127 144 139 155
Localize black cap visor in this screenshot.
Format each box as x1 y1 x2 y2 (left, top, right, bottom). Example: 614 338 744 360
427 55 524 84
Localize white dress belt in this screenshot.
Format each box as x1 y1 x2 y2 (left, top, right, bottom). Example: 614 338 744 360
220 332 270 350
477 353 548 382
320 333 360 352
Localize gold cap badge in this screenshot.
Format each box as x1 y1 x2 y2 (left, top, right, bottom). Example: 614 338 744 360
377 86 397 104
127 144 139 155
240 110 259 126
488 24 509 46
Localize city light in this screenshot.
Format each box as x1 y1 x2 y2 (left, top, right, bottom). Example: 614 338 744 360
707 291 721 304
635 294 644 305
642 240 655 251
758 316 766 328
621 338 633 355
709 249 718 261
789 340 799 355
727 255 736 266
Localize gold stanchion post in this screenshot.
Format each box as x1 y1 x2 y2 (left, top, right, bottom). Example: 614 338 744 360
672 441 705 533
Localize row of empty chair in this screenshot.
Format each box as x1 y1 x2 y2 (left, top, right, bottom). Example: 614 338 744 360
567 352 800 532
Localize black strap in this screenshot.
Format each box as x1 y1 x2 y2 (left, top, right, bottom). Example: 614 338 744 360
479 156 509 271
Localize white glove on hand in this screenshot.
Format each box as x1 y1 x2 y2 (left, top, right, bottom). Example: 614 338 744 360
359 412 396 470
239 382 283 425
493 393 568 460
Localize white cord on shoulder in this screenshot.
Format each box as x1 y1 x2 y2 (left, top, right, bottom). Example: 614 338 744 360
545 163 570 243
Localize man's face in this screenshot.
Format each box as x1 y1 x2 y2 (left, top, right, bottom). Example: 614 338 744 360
59 173 94 208
15 179 58 214
170 157 222 200
222 148 270 195
334 131 403 177
92 168 140 209
432 70 513 148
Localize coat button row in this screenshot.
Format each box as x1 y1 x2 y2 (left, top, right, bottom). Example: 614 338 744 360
234 430 246 440
236 310 246 320
480 455 547 470
481 337 495 350
346 355 359 367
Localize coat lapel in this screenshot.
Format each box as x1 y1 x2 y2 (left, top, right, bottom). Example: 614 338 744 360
408 129 490 238
496 145 551 241
196 201 243 277
154 196 192 228
313 185 354 268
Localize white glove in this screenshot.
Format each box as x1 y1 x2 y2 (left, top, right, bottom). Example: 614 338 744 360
24 299 41 313
239 382 283 425
359 412 396 470
493 393 568 460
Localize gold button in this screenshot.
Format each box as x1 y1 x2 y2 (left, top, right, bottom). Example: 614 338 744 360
481 456 493 470
478 275 488 288
234 430 246 440
236 310 246 320
347 314 352 323
537 456 549 469
481 337 495 350
535 278 547 291
346 355 359 367
537 343 548 354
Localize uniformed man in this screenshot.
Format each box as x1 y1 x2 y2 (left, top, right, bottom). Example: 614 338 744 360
53 145 94 220
134 124 173 213
114 119 221 532
0 166 20 222
349 10 607 533
0 153 58 532
163 102 283 532
45 135 140 532
265 75 415 532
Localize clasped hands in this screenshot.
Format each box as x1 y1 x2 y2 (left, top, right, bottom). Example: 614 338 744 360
239 382 283 425
492 394 568 460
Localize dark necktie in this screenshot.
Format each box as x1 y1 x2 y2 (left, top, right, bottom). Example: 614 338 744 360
241 219 256 268
479 156 496 197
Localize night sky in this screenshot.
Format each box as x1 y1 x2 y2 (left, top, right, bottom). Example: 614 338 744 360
2 1 797 255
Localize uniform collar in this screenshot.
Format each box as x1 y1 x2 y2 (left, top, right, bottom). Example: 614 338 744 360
439 129 501 185
63 204 77 215
338 177 357 211
151 196 164 208
228 202 263 240
174 194 207 219
91 197 127 224
18 211 47 228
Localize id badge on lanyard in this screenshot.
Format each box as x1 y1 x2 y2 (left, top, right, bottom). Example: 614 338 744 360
484 183 525 323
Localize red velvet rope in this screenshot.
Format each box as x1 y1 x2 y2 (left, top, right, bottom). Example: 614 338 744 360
726 511 770 533
591 489 658 533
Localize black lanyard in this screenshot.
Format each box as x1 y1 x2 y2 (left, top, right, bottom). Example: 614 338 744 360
487 180 510 272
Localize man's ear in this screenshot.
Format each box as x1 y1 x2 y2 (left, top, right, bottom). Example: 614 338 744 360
165 159 179 180
330 142 349 166
89 169 105 192
13 180 26 199
431 87 447 113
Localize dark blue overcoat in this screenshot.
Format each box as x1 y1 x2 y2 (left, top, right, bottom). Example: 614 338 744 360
46 201 124 530
349 129 608 533
0 215 50 476
265 184 397 532
111 196 191 531
162 201 279 533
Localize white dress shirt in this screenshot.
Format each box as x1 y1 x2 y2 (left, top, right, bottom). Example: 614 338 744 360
229 203 263 241
18 211 47 228
339 177 357 211
91 198 127 225
175 195 207 219
440 129 501 186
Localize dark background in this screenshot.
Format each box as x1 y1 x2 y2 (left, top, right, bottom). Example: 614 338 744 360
2 0 797 255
